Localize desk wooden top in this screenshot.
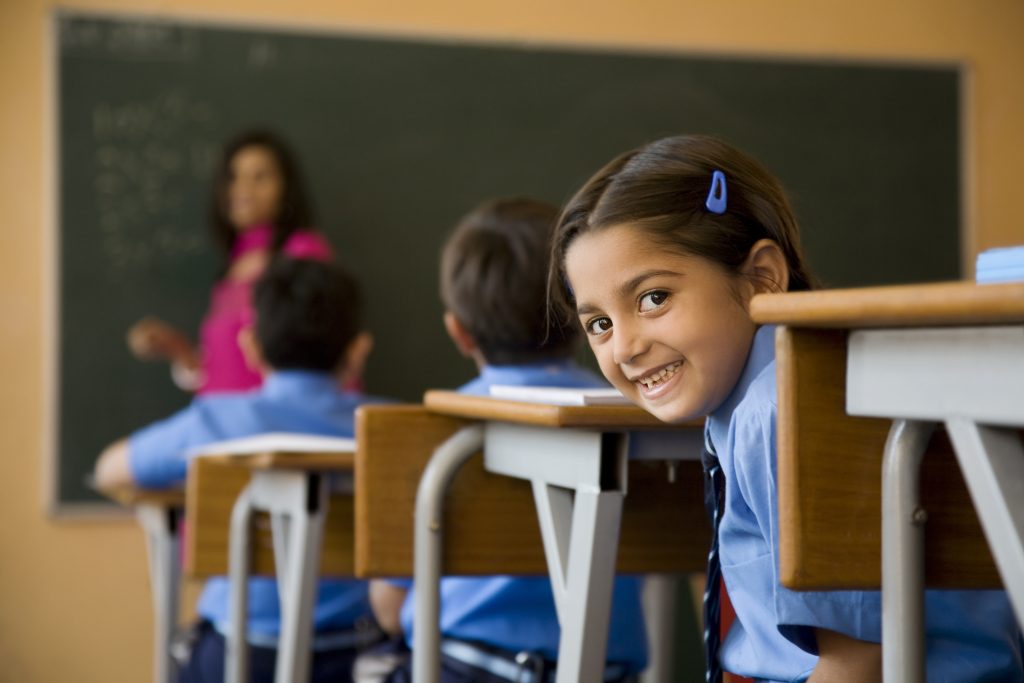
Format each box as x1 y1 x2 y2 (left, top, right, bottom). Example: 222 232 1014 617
198 451 354 471
97 484 184 507
751 281 1024 328
424 390 699 429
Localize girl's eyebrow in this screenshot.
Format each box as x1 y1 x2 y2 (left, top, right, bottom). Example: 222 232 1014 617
618 269 682 297
576 269 682 317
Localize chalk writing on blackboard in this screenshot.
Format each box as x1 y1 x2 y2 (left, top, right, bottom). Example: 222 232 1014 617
247 39 279 69
60 16 201 62
89 90 218 277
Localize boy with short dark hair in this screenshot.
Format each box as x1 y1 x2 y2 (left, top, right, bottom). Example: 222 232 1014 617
96 258 378 683
370 198 648 682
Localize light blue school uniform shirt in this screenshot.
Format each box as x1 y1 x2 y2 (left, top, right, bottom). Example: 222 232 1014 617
397 360 649 671
706 324 1023 682
129 370 377 640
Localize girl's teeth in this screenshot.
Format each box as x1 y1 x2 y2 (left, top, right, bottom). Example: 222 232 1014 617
638 362 681 389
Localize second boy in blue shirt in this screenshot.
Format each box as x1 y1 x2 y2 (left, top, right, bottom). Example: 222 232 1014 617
95 258 380 683
369 198 648 682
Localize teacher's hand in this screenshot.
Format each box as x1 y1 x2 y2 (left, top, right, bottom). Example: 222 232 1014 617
127 317 196 366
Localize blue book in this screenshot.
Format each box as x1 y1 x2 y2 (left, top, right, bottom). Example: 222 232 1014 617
976 246 1024 283
977 245 1024 270
978 268 1024 284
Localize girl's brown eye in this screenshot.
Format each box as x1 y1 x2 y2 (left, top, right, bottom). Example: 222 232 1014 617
586 317 612 335
639 290 669 312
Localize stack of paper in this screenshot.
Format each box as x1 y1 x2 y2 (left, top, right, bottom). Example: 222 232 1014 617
187 433 356 458
489 385 631 406
977 245 1024 283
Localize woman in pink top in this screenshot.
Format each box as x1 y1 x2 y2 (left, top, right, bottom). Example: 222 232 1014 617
127 131 333 394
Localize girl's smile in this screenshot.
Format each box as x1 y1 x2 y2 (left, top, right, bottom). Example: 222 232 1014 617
633 359 683 396
565 225 759 423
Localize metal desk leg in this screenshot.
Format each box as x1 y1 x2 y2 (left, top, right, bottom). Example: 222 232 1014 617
945 419 1024 626
413 425 486 683
552 487 623 683
261 472 329 683
640 575 677 683
881 419 933 683
136 502 181 683
226 485 254 683
487 425 628 683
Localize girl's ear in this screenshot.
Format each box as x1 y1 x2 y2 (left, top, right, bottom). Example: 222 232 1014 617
741 238 789 296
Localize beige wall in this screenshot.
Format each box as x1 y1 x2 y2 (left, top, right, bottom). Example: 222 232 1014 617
1 0 1021 679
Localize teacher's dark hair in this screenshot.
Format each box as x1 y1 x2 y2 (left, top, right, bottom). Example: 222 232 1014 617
209 129 316 267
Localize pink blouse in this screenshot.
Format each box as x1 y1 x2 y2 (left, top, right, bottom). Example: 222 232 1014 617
197 224 333 395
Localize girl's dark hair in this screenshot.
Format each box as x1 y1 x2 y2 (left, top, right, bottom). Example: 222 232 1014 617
209 130 316 265
549 134 817 321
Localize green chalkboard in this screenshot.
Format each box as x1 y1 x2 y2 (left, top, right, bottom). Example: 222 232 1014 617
56 12 960 510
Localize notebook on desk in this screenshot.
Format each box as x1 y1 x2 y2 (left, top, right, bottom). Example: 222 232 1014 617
976 245 1024 283
187 433 356 458
488 385 631 406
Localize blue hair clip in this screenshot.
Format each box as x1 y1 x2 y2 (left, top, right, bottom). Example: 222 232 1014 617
705 170 727 214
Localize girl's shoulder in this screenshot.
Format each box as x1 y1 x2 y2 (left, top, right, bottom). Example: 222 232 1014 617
728 361 778 439
282 229 333 261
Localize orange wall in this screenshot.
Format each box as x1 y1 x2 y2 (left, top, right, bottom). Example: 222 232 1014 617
1 0 1021 680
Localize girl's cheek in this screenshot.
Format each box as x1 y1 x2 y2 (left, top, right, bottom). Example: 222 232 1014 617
596 357 621 386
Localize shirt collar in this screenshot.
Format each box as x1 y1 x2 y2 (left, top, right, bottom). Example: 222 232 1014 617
230 223 273 260
261 370 342 399
707 324 776 453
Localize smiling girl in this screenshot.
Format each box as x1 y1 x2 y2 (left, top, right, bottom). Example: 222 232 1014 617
549 135 1021 683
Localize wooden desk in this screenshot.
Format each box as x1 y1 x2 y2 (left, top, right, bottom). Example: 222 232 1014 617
397 394 706 683
752 280 1024 683
355 404 705 577
185 434 356 683
99 485 184 683
185 458 355 579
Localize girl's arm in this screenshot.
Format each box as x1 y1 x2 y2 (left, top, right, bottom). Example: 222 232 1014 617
808 628 881 682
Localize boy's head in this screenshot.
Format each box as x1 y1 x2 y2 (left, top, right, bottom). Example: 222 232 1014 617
440 197 579 366
243 258 371 379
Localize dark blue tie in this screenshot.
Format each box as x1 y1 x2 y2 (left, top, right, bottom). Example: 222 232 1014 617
702 443 725 683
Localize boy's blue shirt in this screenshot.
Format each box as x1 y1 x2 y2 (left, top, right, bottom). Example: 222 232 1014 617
706 325 1023 682
397 359 649 670
129 370 378 639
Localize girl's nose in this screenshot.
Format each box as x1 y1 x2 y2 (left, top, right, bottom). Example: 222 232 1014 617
612 322 648 366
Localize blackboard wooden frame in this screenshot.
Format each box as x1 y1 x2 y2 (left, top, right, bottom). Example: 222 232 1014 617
48 8 965 515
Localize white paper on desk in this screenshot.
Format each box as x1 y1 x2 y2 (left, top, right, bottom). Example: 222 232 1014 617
187 432 356 458
488 385 631 406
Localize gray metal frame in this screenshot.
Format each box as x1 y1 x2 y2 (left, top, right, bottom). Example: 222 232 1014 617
880 419 933 683
136 501 182 683
413 425 486 682
847 325 1024 678
225 471 330 683
412 423 701 683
